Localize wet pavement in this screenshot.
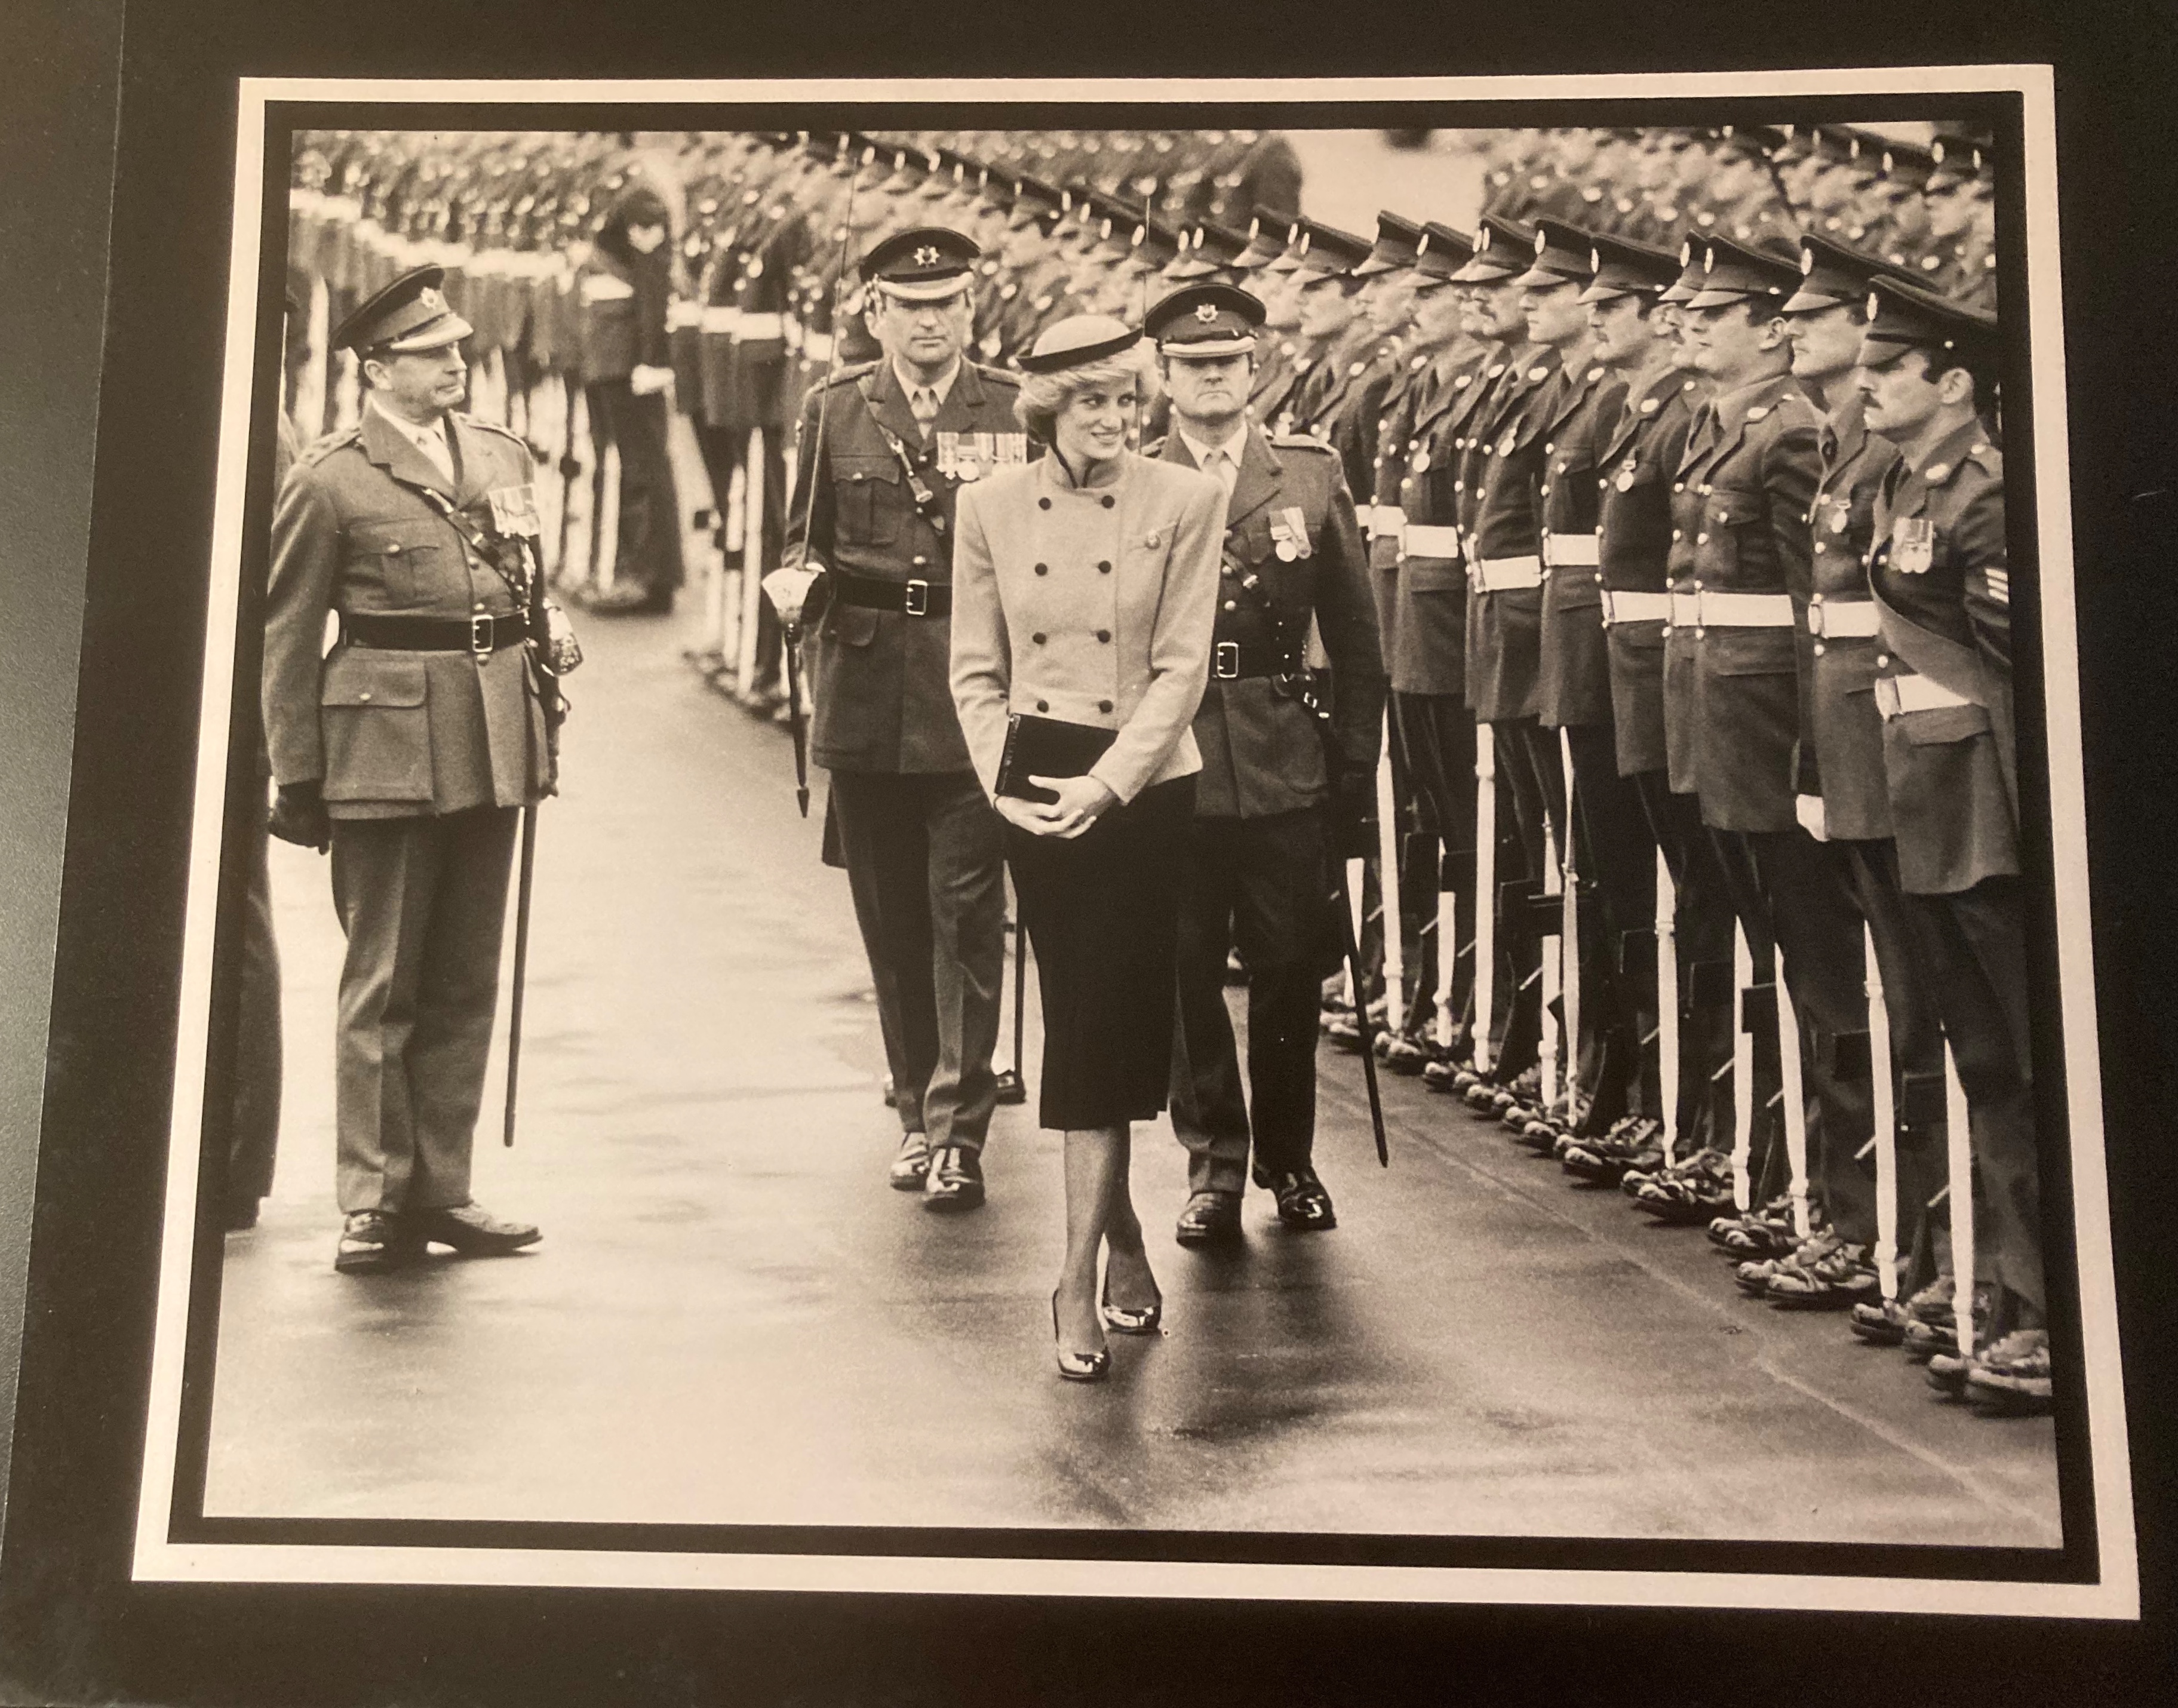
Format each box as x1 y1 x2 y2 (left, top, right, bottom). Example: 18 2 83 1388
207 603 2063 1547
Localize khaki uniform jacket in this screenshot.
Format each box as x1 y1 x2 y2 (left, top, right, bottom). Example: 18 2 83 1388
1673 370 1823 834
1162 425 1386 818
1535 357 1630 730
785 358 1027 774
1802 394 1903 840
1597 367 1703 777
1459 345 1565 721
1869 420 2016 895
950 450 1225 805
264 407 551 819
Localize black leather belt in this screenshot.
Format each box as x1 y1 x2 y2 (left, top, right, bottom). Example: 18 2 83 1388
834 573 952 617
1209 638 1295 681
342 612 526 656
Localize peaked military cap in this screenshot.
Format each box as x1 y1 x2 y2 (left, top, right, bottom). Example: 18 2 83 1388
1412 222 1475 286
1876 137 1937 193
1292 219 1374 279
1450 214 1534 284
1353 210 1425 277
1020 312 1143 375
1146 282 1264 358
1236 210 1295 270
860 226 980 302
1927 127 1995 192
1167 220 1252 281
1857 274 2001 364
1008 173 1067 232
1685 235 1802 309
334 263 473 354
1783 231 1904 313
1512 217 1596 288
1581 230 1682 302
1710 124 1789 165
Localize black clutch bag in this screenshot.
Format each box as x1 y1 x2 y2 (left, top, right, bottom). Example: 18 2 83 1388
994 714 1117 804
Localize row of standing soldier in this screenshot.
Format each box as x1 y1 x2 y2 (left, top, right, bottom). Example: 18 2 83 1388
272 122 2045 1414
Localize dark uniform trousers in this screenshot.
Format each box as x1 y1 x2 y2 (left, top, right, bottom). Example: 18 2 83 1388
1487 715 1565 1079
1393 692 1479 1044
1171 808 1333 1193
228 773 284 1206
1632 772 1740 1152
1565 724 1658 1123
829 769 1006 1154
330 806 519 1214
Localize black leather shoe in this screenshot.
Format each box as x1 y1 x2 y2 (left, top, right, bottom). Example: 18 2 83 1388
1268 1167 1337 1231
224 1195 263 1233
1174 1190 1242 1246
922 1146 985 1212
888 1132 932 1190
334 1210 411 1274
993 1067 1027 1105
582 582 672 615
407 1202 540 1256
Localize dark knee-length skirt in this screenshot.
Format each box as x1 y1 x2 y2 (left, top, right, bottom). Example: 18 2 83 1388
1006 775 1195 1130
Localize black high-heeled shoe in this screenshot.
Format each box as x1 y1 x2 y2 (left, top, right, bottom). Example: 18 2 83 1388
1099 1266 1164 1335
1051 1292 1110 1382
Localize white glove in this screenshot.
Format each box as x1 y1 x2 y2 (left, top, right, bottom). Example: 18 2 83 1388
1794 793 1829 843
629 363 675 398
763 563 823 625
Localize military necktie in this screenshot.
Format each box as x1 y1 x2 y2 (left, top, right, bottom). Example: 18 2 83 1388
1203 446 1238 500
910 386 939 443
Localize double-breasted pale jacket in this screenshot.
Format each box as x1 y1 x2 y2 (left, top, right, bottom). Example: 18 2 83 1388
265 407 551 819
1390 347 1500 698
1534 357 1630 731
1459 344 1565 722
950 450 1225 805
785 358 1027 774
1596 367 1703 778
1161 426 1386 818
1869 419 2016 895
1802 394 1903 841
1673 370 1822 833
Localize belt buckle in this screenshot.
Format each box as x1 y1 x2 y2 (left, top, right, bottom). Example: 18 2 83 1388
903 578 930 617
1214 640 1240 680
470 613 495 659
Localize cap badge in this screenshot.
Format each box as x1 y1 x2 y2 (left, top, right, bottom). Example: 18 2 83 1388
1534 228 1549 255
1801 248 1815 275
914 244 940 266
1194 302 1220 322
1476 226 1491 251
1590 247 1601 271
1866 289 1882 318
418 287 446 312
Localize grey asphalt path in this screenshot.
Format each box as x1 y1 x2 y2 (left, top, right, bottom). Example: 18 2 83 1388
205 605 2061 1547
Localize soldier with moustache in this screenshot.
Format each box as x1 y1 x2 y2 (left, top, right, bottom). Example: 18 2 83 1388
1448 215 1568 1113
1855 279 2047 1413
1558 234 1740 1187
1666 239 1881 1297
1510 219 1652 1147
767 228 1025 1211
1772 236 1956 1316
264 266 554 1273
1153 284 1386 1243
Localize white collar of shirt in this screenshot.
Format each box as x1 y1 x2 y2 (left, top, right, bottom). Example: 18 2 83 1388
893 358 961 411
1179 423 1251 478
371 397 454 475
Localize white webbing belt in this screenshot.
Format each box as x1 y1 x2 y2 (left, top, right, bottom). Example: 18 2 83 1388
1807 600 1881 638
1404 524 1463 558
1875 672 1974 718
1697 591 1795 628
1542 532 1600 568
1473 555 1545 592
1601 589 1670 625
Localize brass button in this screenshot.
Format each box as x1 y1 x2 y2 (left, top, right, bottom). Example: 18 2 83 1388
1697 532 1709 544
1813 642 1827 657
913 555 929 567
359 691 373 702
386 542 403 554
1671 529 1682 540
1539 484 1550 496
1876 654 1890 668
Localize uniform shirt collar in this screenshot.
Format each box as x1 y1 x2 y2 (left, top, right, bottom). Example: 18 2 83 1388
892 356 962 409
1177 420 1250 471
369 393 450 453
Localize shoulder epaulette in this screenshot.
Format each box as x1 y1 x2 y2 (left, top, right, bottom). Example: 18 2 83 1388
297 426 363 468
827 360 880 388
969 360 1022 389
1270 429 1336 452
460 414 529 449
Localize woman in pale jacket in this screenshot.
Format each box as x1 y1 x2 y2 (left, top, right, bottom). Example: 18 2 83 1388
950 315 1224 1382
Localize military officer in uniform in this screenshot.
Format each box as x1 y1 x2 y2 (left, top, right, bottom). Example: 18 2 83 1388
1776 236 1955 1314
768 227 1022 1211
264 265 551 1273
1857 279 2047 1412
1670 239 1879 1288
1151 284 1386 1243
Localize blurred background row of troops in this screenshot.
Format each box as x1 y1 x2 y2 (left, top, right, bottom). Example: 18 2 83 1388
265 115 2041 1412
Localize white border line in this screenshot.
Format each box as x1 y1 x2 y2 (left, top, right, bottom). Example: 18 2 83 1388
131 67 2136 1620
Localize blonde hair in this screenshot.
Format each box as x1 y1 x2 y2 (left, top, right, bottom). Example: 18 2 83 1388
1014 343 1160 442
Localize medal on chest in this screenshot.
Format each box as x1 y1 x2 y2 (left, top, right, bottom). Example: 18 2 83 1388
1615 459 1637 493
486 481 541 538
1889 515 1936 575
1409 446 1431 473
1268 506 1313 562
1829 500 1853 536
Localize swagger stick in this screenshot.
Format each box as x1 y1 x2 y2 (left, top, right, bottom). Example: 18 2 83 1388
503 804 539 1146
778 146 868 810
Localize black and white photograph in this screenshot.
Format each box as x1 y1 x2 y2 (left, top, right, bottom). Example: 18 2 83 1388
114 69 2134 1617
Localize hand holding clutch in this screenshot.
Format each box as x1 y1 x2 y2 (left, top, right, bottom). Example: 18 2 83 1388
996 773 1117 840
